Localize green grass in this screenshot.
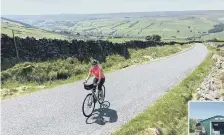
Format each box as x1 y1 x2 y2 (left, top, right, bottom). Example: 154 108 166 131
1 20 68 39
2 15 224 41
190 132 200 135
162 39 188 42
63 16 222 41
1 44 190 100
202 31 224 41
105 38 145 43
113 46 214 135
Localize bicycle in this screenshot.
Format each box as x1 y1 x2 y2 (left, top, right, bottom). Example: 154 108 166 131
82 82 105 117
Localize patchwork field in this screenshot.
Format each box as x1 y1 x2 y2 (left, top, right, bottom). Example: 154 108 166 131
2 11 224 41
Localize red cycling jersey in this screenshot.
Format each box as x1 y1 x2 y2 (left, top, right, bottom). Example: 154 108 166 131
89 66 105 79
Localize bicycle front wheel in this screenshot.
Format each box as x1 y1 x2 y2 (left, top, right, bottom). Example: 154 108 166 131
82 93 95 117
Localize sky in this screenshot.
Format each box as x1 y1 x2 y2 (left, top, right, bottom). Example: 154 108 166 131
1 0 224 15
189 102 224 120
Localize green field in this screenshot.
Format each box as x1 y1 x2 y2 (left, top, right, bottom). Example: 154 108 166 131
2 11 224 41
1 20 68 39
38 15 223 41
105 37 145 43
202 31 224 40
62 17 216 39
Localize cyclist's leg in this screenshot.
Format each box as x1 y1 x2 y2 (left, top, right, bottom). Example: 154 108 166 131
98 78 105 90
93 78 98 90
93 78 98 84
98 78 105 99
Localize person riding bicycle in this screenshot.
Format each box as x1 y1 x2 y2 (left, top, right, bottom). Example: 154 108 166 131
84 59 105 92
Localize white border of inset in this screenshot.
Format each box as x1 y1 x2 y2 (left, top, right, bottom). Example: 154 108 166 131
188 101 224 135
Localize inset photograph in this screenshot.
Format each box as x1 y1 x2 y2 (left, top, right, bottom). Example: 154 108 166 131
189 101 224 135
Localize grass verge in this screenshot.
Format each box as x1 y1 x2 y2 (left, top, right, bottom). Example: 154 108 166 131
113 46 214 135
105 38 145 43
1 44 190 100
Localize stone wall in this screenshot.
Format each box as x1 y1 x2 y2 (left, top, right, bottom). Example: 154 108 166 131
197 48 224 101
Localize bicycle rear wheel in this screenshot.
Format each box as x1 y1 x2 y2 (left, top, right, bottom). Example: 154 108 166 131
98 85 105 104
82 93 95 117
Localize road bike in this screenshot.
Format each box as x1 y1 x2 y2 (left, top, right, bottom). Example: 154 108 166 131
82 82 105 117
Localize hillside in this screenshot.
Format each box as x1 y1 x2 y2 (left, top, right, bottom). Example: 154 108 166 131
3 10 224 41
1 18 68 39
1 17 37 28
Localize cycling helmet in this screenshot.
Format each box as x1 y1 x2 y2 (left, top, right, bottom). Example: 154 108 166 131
91 59 98 65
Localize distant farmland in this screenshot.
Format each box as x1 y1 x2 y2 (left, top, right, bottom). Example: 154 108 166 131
1 19 68 40
2 10 224 41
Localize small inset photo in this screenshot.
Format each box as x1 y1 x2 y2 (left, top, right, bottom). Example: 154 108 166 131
189 101 224 135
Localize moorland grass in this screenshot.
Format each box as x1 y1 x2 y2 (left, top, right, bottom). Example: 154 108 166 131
1 44 190 99
113 46 214 135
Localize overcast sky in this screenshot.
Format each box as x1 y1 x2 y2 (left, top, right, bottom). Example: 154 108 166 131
1 0 224 15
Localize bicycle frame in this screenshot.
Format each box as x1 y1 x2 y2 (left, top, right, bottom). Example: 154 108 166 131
91 87 101 103
83 82 104 104
82 83 105 117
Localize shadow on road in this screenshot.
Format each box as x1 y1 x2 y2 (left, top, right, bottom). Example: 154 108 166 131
86 101 118 125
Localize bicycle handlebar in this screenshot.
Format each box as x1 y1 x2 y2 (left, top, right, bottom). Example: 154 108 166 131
83 81 98 85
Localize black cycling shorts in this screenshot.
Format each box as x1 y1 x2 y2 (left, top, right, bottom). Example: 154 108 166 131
93 77 105 90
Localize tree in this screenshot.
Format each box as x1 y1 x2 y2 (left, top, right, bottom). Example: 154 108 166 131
145 35 152 41
145 35 161 41
152 34 161 41
189 119 195 133
208 23 224 33
177 30 180 33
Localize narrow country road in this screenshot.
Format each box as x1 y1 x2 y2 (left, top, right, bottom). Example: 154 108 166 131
1 44 208 135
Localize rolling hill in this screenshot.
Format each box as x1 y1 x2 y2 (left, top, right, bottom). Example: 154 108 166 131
3 10 224 41
1 17 69 39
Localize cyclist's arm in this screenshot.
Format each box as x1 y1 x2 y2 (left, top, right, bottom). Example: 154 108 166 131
97 67 102 84
85 71 91 82
98 69 101 81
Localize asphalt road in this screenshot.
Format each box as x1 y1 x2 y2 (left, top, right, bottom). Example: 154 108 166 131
1 43 208 135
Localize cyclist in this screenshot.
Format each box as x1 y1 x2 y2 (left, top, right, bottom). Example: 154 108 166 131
84 59 105 93
199 126 208 135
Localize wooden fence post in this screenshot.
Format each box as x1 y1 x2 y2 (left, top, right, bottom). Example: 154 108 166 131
12 30 19 59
